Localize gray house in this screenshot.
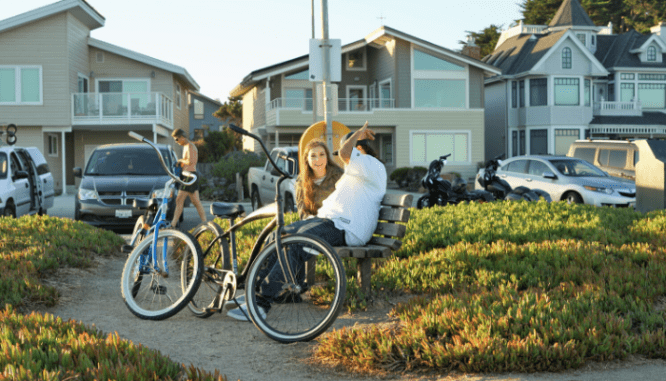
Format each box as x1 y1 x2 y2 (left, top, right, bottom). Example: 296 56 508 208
484 0 666 160
0 0 199 194
188 91 224 140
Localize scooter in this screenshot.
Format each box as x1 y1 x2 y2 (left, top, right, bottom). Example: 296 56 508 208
477 154 552 202
416 154 494 209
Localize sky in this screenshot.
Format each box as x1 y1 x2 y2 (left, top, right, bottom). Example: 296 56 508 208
4 0 524 102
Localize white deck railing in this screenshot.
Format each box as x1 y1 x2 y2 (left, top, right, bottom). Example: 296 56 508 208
72 92 173 127
593 99 642 116
267 97 395 112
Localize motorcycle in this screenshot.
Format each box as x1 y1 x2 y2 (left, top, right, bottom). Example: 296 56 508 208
477 154 552 202
416 154 494 209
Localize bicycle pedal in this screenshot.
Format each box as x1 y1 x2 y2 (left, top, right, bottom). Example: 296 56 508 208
204 307 222 314
121 244 134 253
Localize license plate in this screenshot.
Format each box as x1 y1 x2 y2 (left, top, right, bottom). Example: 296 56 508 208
116 209 132 218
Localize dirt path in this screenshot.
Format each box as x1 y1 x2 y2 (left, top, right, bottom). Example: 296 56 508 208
35 253 666 381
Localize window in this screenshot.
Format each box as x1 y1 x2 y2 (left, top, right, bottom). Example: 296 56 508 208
638 83 666 109
414 79 465 108
413 50 464 71
555 129 579 155
528 160 549 176
0 66 42 104
647 46 657 62
621 73 635 80
379 79 391 108
285 69 309 80
0 153 6 180
530 129 548 155
638 74 666 80
347 86 366 111
194 99 204 119
562 47 572 69
98 79 149 115
621 83 635 102
573 148 596 164
554 78 580 105
285 88 313 110
519 80 525 107
379 134 393 164
411 131 469 164
48 135 58 157
585 79 591 106
346 49 366 70
530 78 547 106
175 84 181 109
598 149 627 168
576 33 586 46
78 74 88 93
592 35 596 45
520 131 525 155
504 160 528 173
608 83 615 101
511 81 517 108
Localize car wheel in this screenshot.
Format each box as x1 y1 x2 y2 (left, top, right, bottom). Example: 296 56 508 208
251 187 262 211
284 194 295 213
74 199 81 220
416 195 430 209
3 201 16 218
564 192 583 204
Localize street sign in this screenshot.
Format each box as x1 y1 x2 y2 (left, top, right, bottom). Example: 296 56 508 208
309 38 341 82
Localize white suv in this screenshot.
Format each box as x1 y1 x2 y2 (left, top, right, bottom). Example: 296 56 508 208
0 146 55 217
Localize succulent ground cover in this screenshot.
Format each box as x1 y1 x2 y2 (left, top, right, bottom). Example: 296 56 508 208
0 215 228 380
313 201 666 373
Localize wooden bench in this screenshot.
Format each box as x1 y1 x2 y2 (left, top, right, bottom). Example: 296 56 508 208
306 193 413 297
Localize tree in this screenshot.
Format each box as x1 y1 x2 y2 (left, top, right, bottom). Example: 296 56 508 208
460 24 503 58
213 96 243 151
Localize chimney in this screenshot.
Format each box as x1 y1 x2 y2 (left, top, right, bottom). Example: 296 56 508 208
462 35 481 60
651 21 666 45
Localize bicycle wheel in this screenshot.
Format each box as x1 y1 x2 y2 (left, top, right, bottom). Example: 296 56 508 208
186 221 231 318
121 228 203 320
244 233 346 343
129 216 148 298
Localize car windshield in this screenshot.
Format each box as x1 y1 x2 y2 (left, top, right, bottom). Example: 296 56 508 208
0 153 6 179
549 159 606 177
85 148 170 176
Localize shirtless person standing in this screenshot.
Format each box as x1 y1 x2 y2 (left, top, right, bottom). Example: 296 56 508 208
170 128 206 228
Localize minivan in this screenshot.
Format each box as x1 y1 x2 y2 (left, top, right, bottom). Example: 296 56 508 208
566 140 637 181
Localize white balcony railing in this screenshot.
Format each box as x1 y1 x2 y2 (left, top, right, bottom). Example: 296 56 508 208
267 97 396 113
593 99 642 116
72 92 173 127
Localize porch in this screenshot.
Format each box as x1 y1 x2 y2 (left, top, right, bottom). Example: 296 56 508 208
72 92 174 128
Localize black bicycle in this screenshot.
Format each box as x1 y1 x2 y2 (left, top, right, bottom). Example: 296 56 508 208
187 124 346 343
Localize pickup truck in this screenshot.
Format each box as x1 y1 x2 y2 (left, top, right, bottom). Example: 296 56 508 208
247 146 299 212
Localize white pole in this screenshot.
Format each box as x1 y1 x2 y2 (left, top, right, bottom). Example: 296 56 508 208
61 130 67 195
311 0 317 125
320 0 333 150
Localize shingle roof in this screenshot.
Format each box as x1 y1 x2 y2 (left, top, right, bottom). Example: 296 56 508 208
490 30 567 75
594 31 666 69
590 112 666 125
549 0 595 27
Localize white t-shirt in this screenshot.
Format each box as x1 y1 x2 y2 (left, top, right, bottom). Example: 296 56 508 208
317 148 387 246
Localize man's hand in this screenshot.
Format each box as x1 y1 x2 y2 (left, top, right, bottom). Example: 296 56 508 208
357 121 376 142
339 121 374 164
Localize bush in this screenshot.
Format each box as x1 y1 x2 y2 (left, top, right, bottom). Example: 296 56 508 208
202 130 237 162
212 150 266 199
389 166 427 191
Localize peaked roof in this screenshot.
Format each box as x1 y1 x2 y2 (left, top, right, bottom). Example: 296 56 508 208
0 0 104 34
595 30 666 69
549 0 595 28
230 25 501 97
489 30 568 76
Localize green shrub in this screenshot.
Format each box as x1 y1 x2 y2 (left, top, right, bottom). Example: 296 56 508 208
212 150 266 198
202 130 237 162
389 166 427 190
315 202 666 373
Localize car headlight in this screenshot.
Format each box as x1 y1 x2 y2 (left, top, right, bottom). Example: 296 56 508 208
78 188 98 200
584 185 614 195
152 188 173 199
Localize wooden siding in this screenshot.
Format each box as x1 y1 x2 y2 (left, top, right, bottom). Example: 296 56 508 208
0 13 70 125
395 39 411 108
67 13 90 96
468 66 484 109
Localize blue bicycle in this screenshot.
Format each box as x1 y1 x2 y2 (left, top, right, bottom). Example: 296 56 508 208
120 131 204 320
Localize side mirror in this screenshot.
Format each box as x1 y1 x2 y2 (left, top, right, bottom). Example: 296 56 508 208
14 170 29 180
73 167 82 178
543 171 557 179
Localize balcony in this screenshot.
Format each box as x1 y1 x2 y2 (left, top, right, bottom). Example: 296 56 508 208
593 99 642 116
72 92 173 127
267 97 396 113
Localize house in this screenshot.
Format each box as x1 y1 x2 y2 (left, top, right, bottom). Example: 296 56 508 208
188 91 224 140
230 26 501 178
484 0 666 160
0 0 199 194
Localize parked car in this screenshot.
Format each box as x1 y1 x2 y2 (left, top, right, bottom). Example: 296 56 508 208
0 146 55 217
73 143 179 229
475 155 636 207
567 140 637 181
247 146 298 212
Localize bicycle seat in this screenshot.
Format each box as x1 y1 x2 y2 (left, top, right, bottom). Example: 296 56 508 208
210 202 245 219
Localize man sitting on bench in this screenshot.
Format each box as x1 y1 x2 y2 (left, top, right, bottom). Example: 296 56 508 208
227 121 387 321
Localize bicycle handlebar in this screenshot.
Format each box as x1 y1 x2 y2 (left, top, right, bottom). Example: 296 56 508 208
128 131 197 186
228 124 294 179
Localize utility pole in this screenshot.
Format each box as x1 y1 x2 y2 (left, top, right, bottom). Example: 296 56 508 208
320 0 333 150
311 0 317 125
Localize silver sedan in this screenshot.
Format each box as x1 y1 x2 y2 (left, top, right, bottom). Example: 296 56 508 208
475 155 636 207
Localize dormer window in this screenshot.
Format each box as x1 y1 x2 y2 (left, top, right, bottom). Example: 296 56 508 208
346 49 366 71
576 33 586 46
648 46 657 61
562 47 572 69
592 35 596 45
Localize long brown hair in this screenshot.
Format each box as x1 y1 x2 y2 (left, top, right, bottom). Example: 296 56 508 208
297 139 340 215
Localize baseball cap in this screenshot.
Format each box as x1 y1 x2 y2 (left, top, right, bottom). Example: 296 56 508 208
333 132 369 156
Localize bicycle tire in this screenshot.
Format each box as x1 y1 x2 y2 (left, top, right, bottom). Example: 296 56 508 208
129 216 148 298
244 233 346 343
121 228 203 320
187 221 231 318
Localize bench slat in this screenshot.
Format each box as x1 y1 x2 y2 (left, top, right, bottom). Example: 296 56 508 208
369 236 402 251
374 222 406 238
378 206 410 223
334 245 392 258
381 193 413 208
